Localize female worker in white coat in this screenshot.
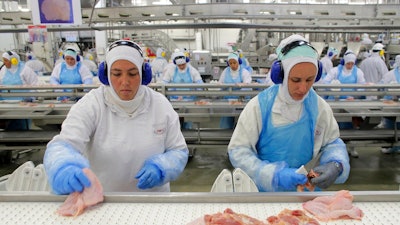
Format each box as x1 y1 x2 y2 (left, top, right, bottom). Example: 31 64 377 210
44 40 189 194
228 34 350 192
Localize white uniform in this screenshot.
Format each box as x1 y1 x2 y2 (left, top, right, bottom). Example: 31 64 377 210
359 52 389 83
46 85 188 192
323 66 366 84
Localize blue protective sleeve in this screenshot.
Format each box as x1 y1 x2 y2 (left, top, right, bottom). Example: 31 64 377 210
83 77 93 85
44 141 89 189
228 148 286 192
319 138 350 184
145 149 189 184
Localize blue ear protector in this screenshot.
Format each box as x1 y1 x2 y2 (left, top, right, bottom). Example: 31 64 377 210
62 49 80 62
97 40 152 86
328 51 333 57
270 40 322 84
173 55 190 65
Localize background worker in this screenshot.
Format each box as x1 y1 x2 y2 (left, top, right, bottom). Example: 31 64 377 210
236 49 253 74
359 43 388 84
323 50 367 129
0 50 39 130
49 48 93 101
317 47 339 84
25 51 46 76
43 40 189 194
82 52 98 76
227 34 350 192
218 52 252 129
150 48 168 83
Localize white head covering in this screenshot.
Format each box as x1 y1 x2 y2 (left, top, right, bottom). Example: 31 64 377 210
104 40 145 115
64 49 78 59
372 43 384 51
276 34 319 104
327 47 339 59
227 52 239 63
173 52 187 65
343 50 357 64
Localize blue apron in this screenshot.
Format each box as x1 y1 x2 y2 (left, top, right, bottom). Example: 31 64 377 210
337 65 358 99
2 62 25 101
256 85 317 168
1 62 31 130
171 67 195 101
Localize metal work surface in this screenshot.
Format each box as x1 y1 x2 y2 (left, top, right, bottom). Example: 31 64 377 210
0 191 399 224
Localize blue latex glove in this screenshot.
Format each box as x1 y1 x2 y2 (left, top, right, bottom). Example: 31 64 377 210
52 165 91 195
311 161 343 189
276 168 307 191
135 162 163 189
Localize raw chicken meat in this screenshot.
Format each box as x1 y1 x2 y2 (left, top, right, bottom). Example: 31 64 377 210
57 168 104 217
187 208 268 225
297 169 319 192
267 209 320 225
302 190 364 221
41 0 71 21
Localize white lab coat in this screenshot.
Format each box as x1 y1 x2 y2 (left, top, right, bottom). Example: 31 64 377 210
50 61 93 84
46 85 188 192
359 53 389 83
323 65 366 84
151 57 168 83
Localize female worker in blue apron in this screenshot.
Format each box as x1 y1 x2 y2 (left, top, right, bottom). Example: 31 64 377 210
228 35 350 192
218 52 252 129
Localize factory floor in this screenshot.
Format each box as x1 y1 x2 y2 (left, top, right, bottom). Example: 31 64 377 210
0 145 399 192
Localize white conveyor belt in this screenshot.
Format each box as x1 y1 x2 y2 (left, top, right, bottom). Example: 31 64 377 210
1 191 399 225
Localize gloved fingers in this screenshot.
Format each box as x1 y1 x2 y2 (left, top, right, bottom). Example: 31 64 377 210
137 174 153 189
294 173 308 185
134 167 146 179
60 174 75 194
75 169 91 188
68 175 84 193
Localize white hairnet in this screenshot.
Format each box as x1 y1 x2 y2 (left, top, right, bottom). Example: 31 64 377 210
227 53 239 62
372 43 384 51
343 50 356 64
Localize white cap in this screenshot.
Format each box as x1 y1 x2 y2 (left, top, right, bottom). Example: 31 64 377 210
372 43 384 51
174 52 187 65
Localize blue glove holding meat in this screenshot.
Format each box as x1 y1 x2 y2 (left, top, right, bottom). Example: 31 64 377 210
275 167 307 191
52 165 91 194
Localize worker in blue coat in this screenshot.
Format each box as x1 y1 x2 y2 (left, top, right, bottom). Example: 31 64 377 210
228 34 350 192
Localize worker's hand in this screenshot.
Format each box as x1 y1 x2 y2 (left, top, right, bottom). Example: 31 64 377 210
52 165 91 195
275 168 307 191
310 161 343 189
135 162 163 189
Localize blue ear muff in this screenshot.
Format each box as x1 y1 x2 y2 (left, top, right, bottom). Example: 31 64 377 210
270 60 284 84
98 61 109 85
27 55 33 60
173 56 190 65
270 60 323 84
142 62 152 85
97 61 153 86
328 51 333 57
